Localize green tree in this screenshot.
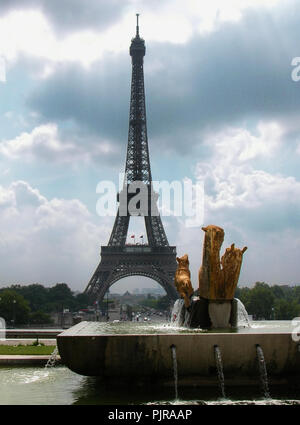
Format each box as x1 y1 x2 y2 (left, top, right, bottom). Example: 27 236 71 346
274 299 300 320
270 285 285 300
74 293 90 310
47 283 76 312
234 287 251 306
293 286 300 304
29 310 53 325
14 284 49 312
245 282 275 320
0 289 31 325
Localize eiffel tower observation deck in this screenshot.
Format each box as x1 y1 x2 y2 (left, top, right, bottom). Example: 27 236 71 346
84 15 178 302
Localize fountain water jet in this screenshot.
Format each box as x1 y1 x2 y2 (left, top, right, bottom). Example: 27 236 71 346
170 345 178 400
214 345 226 398
256 344 271 399
236 299 251 327
45 346 59 368
171 299 185 327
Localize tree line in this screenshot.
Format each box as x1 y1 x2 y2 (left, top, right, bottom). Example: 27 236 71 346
0 283 90 325
135 282 300 320
235 282 300 320
0 281 299 325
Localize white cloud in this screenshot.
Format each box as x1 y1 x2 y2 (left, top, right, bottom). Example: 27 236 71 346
0 124 79 159
0 123 80 161
134 0 282 41
0 10 110 70
0 123 116 164
0 55 6 82
0 181 112 290
11 180 46 208
172 120 300 285
195 121 292 209
0 1 282 72
0 184 15 209
205 121 282 164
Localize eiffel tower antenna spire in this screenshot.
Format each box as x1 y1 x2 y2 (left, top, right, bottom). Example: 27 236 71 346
84 16 178 303
136 13 140 37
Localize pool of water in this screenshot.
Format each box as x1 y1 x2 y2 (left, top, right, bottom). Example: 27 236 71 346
0 365 299 405
0 366 83 405
59 319 296 335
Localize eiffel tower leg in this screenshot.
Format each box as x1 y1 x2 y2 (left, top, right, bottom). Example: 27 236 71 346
85 267 111 302
108 210 129 246
144 215 169 247
157 277 178 301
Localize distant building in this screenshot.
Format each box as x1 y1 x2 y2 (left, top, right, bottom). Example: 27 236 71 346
122 290 132 299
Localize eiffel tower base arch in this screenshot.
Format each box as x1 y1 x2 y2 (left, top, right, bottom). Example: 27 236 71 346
85 246 179 302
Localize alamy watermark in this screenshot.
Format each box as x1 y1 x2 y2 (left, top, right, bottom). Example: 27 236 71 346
96 173 205 227
291 57 300 81
291 317 300 342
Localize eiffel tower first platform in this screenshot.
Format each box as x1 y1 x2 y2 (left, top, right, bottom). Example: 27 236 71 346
84 16 178 302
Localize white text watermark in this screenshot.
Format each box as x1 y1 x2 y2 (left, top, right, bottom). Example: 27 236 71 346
291 57 300 81
96 174 204 227
292 317 300 342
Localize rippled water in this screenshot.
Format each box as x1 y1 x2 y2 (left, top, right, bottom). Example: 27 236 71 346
0 365 299 405
60 319 296 336
0 366 84 405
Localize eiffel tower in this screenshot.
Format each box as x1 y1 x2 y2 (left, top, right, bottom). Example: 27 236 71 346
84 15 178 302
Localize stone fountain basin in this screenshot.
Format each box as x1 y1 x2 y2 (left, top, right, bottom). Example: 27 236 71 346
57 321 300 382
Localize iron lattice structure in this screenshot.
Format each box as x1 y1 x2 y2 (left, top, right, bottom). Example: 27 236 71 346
85 16 178 302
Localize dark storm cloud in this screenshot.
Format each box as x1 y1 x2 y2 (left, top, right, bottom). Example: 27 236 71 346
147 6 300 138
27 2 300 154
0 0 129 34
28 53 131 143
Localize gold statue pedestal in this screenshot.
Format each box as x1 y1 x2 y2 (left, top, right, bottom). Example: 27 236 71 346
208 300 232 329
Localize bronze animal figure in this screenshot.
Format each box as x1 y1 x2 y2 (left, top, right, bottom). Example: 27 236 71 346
174 254 194 308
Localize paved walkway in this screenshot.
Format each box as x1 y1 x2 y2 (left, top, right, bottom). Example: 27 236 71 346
0 355 61 365
0 339 56 346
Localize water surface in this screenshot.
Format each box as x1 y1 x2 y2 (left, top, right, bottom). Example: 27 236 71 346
60 319 296 335
0 365 299 405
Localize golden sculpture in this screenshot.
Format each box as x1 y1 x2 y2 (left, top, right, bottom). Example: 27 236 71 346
198 225 247 300
198 225 224 300
174 254 194 308
221 243 248 299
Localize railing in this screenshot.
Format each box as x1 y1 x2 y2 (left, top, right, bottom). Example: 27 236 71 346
101 245 176 255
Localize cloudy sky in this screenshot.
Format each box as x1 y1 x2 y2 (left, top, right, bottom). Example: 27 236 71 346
0 0 300 294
